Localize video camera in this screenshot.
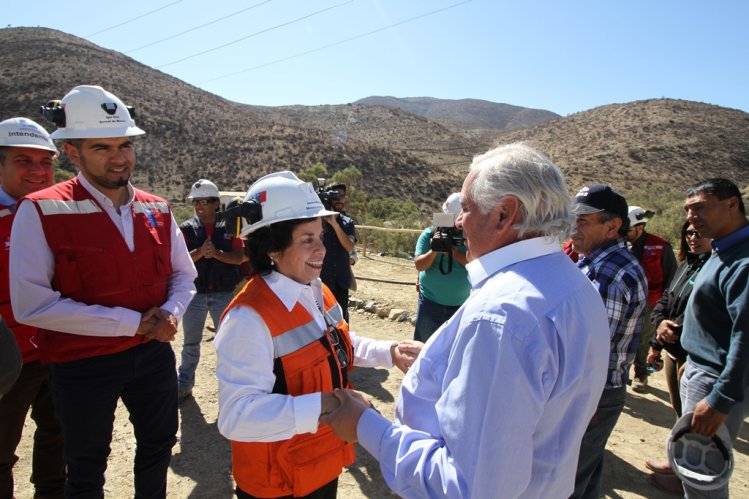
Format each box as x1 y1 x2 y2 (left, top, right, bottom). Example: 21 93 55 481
430 213 465 253
315 178 342 211
429 213 465 275
215 198 262 237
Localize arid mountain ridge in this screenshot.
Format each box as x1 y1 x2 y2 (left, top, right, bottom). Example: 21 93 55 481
2 27 748 216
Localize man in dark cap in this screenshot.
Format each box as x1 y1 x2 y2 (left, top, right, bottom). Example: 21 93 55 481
569 183 648 499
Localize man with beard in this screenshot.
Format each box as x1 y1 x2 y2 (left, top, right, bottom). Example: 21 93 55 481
10 85 197 497
321 183 356 322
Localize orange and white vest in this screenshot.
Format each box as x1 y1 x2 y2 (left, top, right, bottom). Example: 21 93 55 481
21 178 173 363
0 202 40 363
221 276 355 498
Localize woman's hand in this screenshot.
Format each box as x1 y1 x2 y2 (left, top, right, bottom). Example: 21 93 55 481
390 340 424 373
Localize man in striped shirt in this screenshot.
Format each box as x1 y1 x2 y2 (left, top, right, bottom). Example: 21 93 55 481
569 183 647 499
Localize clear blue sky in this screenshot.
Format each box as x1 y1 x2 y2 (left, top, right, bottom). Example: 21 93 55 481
6 0 749 116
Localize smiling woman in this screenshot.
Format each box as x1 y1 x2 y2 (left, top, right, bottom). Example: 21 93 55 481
212 170 421 499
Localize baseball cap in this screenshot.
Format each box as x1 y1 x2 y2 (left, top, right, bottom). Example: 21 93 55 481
573 184 628 221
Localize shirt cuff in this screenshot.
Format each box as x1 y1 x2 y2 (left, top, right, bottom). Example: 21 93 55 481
117 309 143 337
294 393 323 435
357 408 392 460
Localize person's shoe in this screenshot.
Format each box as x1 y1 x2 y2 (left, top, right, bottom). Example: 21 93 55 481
178 387 193 402
632 376 648 393
645 458 674 475
650 473 684 495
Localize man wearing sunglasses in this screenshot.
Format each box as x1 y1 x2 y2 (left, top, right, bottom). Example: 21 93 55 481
178 179 244 401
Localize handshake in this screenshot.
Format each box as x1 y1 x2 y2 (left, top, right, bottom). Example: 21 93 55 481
136 308 179 343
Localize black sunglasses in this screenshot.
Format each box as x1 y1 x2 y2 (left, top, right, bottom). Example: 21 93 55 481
685 230 701 238
191 199 217 205
326 325 349 369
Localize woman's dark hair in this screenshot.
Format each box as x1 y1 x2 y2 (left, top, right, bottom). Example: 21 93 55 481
244 218 312 275
678 220 691 262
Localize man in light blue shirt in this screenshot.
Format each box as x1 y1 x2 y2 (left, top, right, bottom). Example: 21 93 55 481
322 143 610 498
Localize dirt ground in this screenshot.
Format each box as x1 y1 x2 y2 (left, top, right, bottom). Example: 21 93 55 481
14 253 749 498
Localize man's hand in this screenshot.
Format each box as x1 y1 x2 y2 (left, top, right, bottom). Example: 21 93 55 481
320 389 372 442
201 239 216 259
691 399 727 437
320 392 341 416
390 340 424 373
139 308 178 343
136 310 159 336
655 319 680 344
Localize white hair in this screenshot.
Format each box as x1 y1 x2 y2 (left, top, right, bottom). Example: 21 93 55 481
468 143 572 239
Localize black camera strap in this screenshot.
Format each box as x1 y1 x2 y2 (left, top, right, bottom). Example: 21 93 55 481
438 252 453 275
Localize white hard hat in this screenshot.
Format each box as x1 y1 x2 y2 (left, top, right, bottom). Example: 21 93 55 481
442 192 461 215
0 118 57 152
188 179 220 199
628 206 648 226
667 411 734 491
240 171 337 238
49 85 145 140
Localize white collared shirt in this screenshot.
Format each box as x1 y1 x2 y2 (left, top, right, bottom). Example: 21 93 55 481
214 271 395 442
9 174 197 337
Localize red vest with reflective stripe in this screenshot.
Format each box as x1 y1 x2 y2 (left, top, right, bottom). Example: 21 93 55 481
21 178 173 363
640 233 667 308
221 276 355 498
0 203 40 363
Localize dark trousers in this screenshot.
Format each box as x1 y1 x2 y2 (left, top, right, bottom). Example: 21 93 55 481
570 385 627 499
0 360 65 499
236 478 338 499
49 341 178 499
413 294 461 343
327 284 350 323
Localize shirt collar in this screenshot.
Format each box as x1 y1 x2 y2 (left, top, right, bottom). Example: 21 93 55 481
711 223 749 253
0 185 17 207
262 271 323 312
77 173 135 208
578 238 625 268
466 236 561 288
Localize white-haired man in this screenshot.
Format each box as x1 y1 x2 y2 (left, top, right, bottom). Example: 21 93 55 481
322 143 610 498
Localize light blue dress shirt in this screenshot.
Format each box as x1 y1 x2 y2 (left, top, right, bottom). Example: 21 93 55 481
357 237 610 498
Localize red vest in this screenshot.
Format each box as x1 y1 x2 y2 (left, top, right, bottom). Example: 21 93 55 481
21 178 173 363
221 276 355 498
640 233 668 308
0 203 40 363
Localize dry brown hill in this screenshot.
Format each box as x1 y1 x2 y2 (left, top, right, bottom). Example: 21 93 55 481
0 27 462 206
354 96 560 131
2 27 748 219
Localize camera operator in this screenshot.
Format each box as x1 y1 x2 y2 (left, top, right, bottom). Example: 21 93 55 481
321 183 356 322
413 193 470 342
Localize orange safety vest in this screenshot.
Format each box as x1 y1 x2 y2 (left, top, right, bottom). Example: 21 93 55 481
0 203 40 363
21 178 173 363
221 276 356 498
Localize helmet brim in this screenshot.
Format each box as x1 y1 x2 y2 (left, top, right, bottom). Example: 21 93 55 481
240 209 338 239
50 126 146 140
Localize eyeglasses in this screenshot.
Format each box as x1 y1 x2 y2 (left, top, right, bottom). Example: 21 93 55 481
191 199 216 205
326 325 349 369
685 230 701 238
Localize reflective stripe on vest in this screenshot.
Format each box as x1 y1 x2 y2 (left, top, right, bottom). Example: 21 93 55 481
134 201 169 214
270 298 344 358
36 199 102 216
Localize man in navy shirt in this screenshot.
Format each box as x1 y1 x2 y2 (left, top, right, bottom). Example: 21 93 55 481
320 183 356 322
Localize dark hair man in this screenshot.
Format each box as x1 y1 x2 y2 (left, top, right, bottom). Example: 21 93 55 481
10 86 197 497
569 183 648 499
321 183 356 322
678 178 749 498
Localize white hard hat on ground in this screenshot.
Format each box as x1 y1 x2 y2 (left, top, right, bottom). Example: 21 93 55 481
442 192 461 215
0 118 57 152
628 206 649 227
667 411 734 491
188 179 220 199
240 171 337 238
48 85 145 140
